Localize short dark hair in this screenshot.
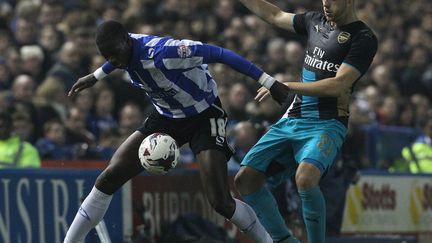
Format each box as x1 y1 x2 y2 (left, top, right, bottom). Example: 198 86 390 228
95 20 128 47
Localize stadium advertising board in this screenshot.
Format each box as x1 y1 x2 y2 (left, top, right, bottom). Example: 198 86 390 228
131 170 247 242
0 169 124 243
342 174 432 233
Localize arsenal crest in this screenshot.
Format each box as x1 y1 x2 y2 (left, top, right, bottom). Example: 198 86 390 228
337 31 351 44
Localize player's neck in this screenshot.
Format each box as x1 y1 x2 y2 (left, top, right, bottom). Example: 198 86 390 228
332 11 358 27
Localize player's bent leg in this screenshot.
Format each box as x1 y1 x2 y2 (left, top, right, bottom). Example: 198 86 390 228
64 131 146 243
296 161 325 243
236 166 295 242
95 131 147 194
197 149 272 243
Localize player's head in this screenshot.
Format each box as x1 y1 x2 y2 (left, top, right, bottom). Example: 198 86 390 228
322 0 356 24
95 20 132 69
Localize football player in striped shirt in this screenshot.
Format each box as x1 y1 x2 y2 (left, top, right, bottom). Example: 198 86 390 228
64 20 289 243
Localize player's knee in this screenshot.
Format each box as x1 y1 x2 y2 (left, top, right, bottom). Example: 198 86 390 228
234 166 265 195
95 166 121 194
207 195 234 218
296 162 321 191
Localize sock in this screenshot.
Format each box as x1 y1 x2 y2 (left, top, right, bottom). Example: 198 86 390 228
243 186 292 241
64 187 113 243
230 199 273 243
298 186 326 243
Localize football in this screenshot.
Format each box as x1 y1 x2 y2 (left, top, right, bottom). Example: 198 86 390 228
138 133 179 175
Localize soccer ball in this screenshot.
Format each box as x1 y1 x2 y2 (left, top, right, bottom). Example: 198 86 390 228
138 133 179 175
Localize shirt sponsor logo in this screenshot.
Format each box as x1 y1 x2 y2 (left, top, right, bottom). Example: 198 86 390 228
177 44 192 59
148 48 155 59
304 47 340 73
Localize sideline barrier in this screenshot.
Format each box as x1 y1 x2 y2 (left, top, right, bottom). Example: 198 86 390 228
0 167 246 243
342 171 432 242
0 169 124 243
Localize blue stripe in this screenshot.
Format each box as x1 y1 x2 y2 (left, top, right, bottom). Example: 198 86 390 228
301 68 319 118
162 70 206 102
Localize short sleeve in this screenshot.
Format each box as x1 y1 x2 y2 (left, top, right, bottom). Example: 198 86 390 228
343 31 378 75
293 12 319 36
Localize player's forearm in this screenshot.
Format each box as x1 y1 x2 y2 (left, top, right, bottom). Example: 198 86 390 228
239 0 282 25
286 78 349 97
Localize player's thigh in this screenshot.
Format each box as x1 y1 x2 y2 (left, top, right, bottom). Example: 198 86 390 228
240 119 293 175
96 131 147 194
293 119 346 175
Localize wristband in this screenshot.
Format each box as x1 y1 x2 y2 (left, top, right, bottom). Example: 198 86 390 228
93 67 107 80
258 73 276 89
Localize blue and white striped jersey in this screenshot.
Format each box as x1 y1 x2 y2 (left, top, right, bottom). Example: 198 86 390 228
98 34 266 118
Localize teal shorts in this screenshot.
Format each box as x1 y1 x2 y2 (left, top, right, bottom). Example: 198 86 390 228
240 117 347 186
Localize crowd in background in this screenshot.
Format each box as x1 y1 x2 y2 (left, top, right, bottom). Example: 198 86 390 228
0 0 431 171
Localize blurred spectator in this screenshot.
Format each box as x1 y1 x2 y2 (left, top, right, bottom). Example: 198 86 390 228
36 119 76 160
0 111 40 168
64 106 96 146
48 41 85 91
13 18 37 47
118 102 144 141
12 111 35 143
228 121 262 170
71 88 95 115
401 116 432 173
38 1 64 26
20 45 45 82
34 75 68 121
38 25 64 57
0 58 11 89
226 82 251 127
87 87 117 139
87 128 120 160
11 74 35 103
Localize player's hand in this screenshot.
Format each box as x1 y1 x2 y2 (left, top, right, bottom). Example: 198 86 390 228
255 87 271 102
68 74 98 97
269 81 290 105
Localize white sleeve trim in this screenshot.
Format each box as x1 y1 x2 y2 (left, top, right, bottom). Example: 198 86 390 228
258 73 276 89
93 67 108 80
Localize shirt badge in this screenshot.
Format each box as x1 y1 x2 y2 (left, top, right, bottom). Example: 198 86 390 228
177 44 192 59
337 31 351 44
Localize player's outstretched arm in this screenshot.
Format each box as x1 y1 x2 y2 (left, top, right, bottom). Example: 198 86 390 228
68 74 98 96
239 0 295 31
284 64 361 97
68 62 116 96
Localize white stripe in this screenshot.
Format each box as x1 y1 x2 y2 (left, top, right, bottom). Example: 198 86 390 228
153 103 164 114
129 33 147 39
93 67 107 80
141 59 155 69
121 181 132 241
283 94 297 118
163 39 203 46
145 37 164 47
211 102 225 115
163 57 203 69
194 99 211 113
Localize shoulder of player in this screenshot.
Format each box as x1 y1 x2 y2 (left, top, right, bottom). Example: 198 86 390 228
298 11 325 21
349 22 378 44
